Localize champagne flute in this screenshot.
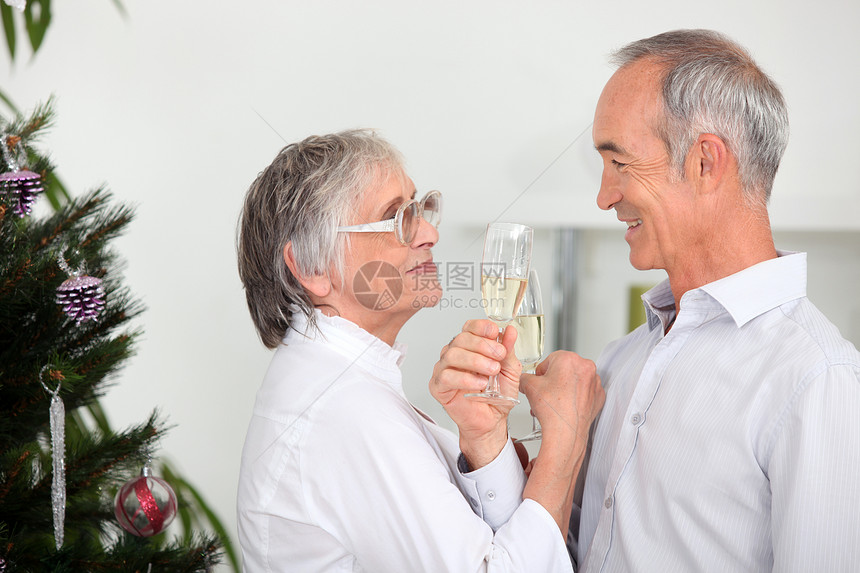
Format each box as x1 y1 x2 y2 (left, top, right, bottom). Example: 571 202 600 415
466 222 533 405
514 269 545 442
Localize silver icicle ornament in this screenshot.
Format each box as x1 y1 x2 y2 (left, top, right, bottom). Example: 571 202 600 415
40 365 66 550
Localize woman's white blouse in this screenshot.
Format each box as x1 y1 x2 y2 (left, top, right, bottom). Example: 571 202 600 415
237 310 571 572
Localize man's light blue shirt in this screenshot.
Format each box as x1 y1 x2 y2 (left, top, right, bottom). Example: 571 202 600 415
578 252 860 572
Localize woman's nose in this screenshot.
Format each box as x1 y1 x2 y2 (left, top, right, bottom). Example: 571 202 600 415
411 216 439 248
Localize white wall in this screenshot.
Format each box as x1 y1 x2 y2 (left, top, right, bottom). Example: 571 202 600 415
3 1 859 569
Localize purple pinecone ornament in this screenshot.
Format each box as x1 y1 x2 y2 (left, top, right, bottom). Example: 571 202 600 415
0 169 44 217
55 275 105 325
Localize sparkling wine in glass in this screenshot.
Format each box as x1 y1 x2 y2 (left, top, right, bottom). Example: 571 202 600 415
514 270 545 442
465 222 533 405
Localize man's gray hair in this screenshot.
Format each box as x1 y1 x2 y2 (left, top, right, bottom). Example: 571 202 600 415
611 29 789 203
237 129 405 349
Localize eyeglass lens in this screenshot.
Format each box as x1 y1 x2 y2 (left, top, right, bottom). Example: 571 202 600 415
398 201 418 244
398 192 441 244
421 193 441 227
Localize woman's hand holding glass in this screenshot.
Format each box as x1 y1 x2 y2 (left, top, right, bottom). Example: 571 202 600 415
430 320 522 469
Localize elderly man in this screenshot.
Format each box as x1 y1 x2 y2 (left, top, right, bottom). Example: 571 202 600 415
571 29 860 572
434 29 860 572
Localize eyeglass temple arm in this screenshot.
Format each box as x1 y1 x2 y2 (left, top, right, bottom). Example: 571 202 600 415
337 219 397 233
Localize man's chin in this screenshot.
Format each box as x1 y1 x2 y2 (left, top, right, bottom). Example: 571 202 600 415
628 252 655 272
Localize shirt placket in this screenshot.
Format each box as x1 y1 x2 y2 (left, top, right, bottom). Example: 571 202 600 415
588 310 701 573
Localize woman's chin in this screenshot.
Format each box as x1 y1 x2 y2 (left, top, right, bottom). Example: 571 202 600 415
409 285 442 310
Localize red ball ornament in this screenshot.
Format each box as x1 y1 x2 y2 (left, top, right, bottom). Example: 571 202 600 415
114 468 178 537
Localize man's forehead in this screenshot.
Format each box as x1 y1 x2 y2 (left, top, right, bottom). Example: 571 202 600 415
595 65 663 130
605 62 662 104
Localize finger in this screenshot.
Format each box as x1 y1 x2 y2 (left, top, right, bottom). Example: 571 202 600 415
446 331 506 361
519 372 537 400
440 341 452 358
440 346 502 378
430 370 491 403
461 319 502 340
534 356 549 376
533 349 574 376
498 325 519 369
500 323 517 348
432 355 500 390
533 350 558 376
496 327 522 398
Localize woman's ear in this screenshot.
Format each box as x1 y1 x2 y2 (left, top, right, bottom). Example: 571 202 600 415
283 241 331 298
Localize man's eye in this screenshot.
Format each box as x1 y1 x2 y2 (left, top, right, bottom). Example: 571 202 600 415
611 159 628 170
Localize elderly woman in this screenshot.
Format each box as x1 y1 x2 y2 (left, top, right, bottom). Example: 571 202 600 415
236 130 602 572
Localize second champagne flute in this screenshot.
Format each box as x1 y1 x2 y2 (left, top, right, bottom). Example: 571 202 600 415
514 269 545 442
465 222 533 405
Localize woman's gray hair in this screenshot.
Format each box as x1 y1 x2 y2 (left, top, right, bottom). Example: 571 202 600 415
237 129 405 349
611 29 789 204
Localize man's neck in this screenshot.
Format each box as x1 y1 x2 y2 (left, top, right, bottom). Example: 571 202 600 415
667 215 777 314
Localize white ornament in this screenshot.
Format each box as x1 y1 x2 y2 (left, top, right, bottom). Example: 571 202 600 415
40 366 66 550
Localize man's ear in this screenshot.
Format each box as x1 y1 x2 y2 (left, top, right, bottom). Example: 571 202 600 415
691 133 728 190
283 241 331 298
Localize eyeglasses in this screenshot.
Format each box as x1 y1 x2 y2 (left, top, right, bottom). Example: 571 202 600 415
337 190 442 246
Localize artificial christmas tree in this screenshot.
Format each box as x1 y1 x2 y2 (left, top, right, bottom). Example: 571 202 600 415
0 104 221 571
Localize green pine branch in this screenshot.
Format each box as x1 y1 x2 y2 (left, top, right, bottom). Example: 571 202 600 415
1 103 232 572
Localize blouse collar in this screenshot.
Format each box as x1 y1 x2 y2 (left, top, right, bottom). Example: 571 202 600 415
284 308 408 375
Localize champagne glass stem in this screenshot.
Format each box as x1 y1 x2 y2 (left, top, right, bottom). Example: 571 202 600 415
466 324 520 404
485 326 504 395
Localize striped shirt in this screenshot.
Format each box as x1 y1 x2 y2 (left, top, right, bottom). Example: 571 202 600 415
578 251 860 572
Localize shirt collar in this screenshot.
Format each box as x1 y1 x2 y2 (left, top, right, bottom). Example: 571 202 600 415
642 280 677 333
284 309 408 372
700 251 807 327
642 251 807 330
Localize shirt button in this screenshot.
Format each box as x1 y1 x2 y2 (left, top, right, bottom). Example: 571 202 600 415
604 496 613 509
487 491 496 501
630 413 642 425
